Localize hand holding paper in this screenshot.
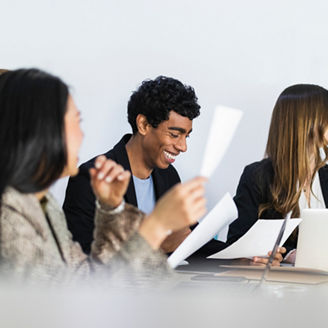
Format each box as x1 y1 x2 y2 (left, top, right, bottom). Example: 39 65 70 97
167 193 237 268
167 105 243 268
207 218 301 260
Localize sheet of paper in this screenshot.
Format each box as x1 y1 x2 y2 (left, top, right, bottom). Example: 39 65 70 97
167 193 237 269
207 218 301 259
200 105 243 178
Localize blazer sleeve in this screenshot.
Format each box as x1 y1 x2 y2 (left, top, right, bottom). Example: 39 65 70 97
227 164 263 245
63 163 96 254
91 203 170 274
0 203 170 282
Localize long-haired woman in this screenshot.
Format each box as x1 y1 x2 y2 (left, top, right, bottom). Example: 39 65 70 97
0 69 206 282
228 84 328 264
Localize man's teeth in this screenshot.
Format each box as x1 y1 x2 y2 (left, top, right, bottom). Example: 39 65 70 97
164 151 176 160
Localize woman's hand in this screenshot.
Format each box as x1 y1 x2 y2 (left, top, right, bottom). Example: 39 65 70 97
251 247 286 266
89 156 130 208
139 177 207 249
160 227 191 253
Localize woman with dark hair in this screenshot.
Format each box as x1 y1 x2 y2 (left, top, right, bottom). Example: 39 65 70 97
0 69 206 282
228 84 328 264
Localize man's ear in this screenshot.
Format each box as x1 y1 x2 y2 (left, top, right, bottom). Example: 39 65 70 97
136 114 151 135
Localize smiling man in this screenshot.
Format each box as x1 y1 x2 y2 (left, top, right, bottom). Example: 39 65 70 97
63 76 200 254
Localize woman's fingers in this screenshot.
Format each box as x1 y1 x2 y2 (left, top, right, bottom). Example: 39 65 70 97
91 156 128 183
267 247 286 262
279 247 287 255
103 163 124 183
252 257 267 265
253 246 287 266
190 198 207 221
90 157 131 208
271 259 281 267
94 155 107 169
179 176 207 196
188 185 206 202
117 170 131 182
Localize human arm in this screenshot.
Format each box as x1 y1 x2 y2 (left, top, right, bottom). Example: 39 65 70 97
153 166 191 253
228 162 289 266
227 164 264 245
160 227 191 253
138 177 207 250
90 155 207 250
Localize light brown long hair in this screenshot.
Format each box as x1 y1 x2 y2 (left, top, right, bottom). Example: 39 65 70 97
259 84 328 218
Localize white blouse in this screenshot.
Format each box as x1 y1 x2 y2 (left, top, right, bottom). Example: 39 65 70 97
298 171 325 210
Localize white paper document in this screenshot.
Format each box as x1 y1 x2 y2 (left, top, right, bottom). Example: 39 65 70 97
167 193 237 269
208 218 302 259
200 105 243 178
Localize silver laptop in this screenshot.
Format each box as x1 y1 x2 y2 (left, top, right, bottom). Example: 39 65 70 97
295 209 328 271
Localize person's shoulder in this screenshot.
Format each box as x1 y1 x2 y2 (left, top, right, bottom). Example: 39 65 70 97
239 158 274 191
2 187 35 210
243 158 273 176
1 187 43 222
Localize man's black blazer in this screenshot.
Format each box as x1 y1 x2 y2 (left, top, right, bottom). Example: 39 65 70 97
63 134 181 254
227 158 328 251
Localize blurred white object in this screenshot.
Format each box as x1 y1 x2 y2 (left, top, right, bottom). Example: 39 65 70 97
200 105 243 178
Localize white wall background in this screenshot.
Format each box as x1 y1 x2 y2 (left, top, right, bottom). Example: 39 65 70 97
2 0 328 219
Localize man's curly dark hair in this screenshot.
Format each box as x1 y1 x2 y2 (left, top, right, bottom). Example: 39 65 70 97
127 76 200 134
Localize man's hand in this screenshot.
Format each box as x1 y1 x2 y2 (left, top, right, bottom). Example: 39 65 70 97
89 156 130 208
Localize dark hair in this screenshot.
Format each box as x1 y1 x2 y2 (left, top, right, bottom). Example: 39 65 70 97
127 76 200 134
0 69 69 197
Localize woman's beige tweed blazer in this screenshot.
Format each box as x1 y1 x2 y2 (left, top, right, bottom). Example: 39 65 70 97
0 188 169 283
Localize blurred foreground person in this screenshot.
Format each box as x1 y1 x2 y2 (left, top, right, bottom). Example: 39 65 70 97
0 69 206 283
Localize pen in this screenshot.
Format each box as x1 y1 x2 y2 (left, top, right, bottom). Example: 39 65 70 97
259 211 292 284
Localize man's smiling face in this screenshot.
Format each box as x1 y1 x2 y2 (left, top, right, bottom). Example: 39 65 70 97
142 110 193 169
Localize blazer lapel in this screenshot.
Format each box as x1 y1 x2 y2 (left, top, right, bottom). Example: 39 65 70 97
152 169 167 200
319 165 328 207
45 195 74 263
112 134 138 207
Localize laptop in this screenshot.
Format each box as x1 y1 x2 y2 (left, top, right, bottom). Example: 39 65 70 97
295 209 328 272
